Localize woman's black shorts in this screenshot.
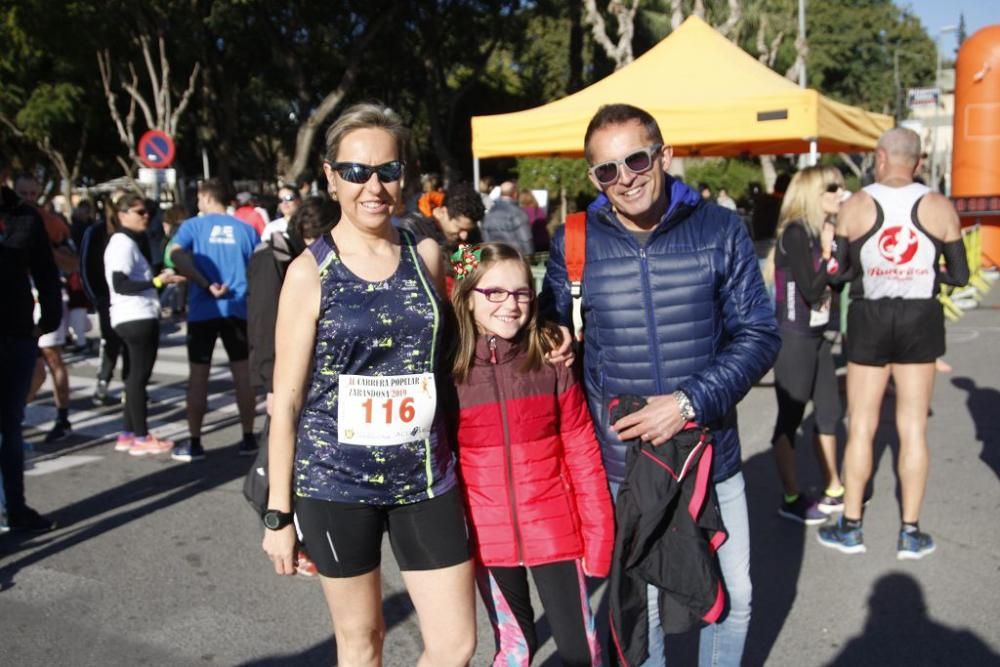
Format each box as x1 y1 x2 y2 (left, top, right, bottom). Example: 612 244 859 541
846 298 944 366
294 487 470 578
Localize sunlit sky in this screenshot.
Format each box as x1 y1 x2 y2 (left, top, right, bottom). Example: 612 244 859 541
895 0 997 49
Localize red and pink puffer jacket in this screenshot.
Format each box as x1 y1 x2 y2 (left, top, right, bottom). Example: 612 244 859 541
455 334 614 577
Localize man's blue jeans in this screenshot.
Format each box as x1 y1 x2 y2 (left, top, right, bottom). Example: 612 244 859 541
610 471 752 667
0 336 40 512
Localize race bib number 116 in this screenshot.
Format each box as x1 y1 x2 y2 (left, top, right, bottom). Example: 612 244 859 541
337 372 437 446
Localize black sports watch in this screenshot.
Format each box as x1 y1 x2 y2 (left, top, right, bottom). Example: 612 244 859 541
262 509 294 531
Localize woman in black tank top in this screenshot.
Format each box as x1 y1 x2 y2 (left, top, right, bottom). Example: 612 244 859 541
261 104 476 666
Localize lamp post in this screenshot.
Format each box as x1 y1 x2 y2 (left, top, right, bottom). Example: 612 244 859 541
797 0 818 166
930 25 957 193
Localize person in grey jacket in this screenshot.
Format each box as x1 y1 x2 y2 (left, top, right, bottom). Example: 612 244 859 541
481 181 533 256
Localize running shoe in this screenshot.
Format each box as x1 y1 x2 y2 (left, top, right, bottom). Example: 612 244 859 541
129 434 174 457
238 434 259 457
114 433 135 452
817 493 844 514
778 495 828 525
171 441 206 462
92 381 116 407
296 551 319 577
43 420 72 443
7 506 57 533
897 529 936 560
817 518 866 554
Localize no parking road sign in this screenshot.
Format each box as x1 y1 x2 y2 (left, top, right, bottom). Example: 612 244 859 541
137 129 176 169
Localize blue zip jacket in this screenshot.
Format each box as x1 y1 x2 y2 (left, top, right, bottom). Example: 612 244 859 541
540 179 779 484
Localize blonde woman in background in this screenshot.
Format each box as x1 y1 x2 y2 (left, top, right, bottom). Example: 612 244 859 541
769 166 847 525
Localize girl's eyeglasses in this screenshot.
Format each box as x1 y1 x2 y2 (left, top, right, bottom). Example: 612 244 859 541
328 160 404 184
589 144 663 186
825 183 844 193
473 287 534 304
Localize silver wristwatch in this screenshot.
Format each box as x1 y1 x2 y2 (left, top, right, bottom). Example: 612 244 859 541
673 390 696 422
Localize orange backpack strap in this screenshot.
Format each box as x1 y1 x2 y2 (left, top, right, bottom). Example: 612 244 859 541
564 212 587 337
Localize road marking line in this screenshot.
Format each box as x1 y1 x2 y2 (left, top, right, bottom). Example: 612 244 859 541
25 455 103 476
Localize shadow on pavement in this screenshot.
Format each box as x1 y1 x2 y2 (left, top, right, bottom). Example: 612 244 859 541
236 591 418 666
825 573 1000 666
742 389 905 665
0 440 249 588
951 377 1000 482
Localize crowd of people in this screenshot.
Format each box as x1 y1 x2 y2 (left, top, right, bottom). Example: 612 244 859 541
0 100 971 665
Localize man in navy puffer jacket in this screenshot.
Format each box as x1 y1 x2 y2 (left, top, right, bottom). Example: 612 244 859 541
541 104 779 667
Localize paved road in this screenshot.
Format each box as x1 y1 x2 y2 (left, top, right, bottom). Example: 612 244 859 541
2 291 999 666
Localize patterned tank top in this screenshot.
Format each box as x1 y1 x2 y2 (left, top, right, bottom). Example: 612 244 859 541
294 230 456 505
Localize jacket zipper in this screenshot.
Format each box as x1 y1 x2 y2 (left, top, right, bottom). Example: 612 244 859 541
638 246 665 395
489 335 525 564
600 206 672 395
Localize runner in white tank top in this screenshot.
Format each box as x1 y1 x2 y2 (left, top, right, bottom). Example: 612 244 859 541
817 128 969 563
857 182 938 300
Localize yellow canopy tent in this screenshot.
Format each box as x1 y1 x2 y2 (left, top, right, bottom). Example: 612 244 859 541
471 15 893 166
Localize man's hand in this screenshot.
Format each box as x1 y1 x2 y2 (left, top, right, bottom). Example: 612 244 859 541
208 283 228 298
545 325 576 367
611 394 686 446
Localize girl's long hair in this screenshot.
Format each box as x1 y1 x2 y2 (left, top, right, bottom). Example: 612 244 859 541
450 242 560 384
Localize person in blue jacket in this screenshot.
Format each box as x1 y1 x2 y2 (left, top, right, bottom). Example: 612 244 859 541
541 104 780 667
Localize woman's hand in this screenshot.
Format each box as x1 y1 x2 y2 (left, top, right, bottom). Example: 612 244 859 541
262 525 298 576
155 269 185 285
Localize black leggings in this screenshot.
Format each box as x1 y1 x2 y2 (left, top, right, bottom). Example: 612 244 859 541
98 305 127 383
114 319 159 437
480 560 597 666
772 332 841 446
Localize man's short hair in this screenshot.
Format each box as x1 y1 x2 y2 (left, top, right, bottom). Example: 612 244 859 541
584 104 665 163
443 182 486 223
877 128 921 166
288 196 338 243
198 177 229 206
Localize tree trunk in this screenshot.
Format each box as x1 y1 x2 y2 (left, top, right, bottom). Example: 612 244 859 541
760 154 777 192
568 1 584 92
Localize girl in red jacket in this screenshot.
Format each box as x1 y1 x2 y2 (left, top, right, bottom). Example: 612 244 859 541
450 242 614 667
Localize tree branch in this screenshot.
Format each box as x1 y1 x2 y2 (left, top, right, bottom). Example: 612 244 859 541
717 0 743 38
283 13 390 183
139 35 162 120
158 34 171 126
839 153 863 178
583 0 619 65
169 62 201 136
670 0 683 31
784 35 808 82
98 50 135 152
126 63 156 130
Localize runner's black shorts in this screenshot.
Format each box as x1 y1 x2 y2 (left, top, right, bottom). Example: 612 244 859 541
846 298 944 366
186 317 249 364
294 487 471 578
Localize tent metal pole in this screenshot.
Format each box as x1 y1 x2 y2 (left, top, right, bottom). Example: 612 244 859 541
473 157 480 190
809 140 818 166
